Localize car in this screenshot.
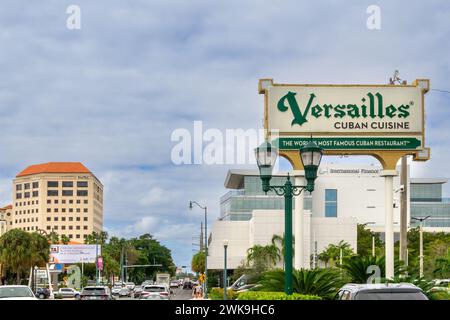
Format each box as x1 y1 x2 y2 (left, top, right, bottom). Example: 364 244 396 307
58 287 81 299
118 287 131 297
0 285 38 300
80 286 114 300
183 281 193 290
335 283 429 300
133 285 143 298
35 287 51 299
140 293 169 300
141 285 170 300
125 282 135 290
235 284 261 293
111 285 122 296
170 280 179 288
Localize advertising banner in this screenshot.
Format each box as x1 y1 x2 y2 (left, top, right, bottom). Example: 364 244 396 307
49 244 101 264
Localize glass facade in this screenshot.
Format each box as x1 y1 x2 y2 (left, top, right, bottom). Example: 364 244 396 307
220 176 312 221
410 182 450 228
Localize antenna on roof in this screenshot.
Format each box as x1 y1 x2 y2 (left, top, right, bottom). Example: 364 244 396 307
389 70 407 85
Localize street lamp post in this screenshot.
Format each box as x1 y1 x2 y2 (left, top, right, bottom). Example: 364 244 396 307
412 216 431 278
255 139 323 295
223 240 228 300
189 201 208 299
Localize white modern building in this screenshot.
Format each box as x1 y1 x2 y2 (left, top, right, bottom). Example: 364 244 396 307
208 164 450 270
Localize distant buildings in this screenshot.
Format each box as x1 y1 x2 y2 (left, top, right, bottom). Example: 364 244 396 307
208 164 450 270
1 162 103 243
0 205 12 237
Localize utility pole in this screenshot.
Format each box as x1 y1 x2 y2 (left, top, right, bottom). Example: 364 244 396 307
399 155 408 264
200 222 204 252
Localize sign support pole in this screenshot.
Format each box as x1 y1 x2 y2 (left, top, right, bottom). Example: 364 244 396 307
294 174 305 270
382 170 397 279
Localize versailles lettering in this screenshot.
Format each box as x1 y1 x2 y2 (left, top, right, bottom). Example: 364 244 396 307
277 91 412 130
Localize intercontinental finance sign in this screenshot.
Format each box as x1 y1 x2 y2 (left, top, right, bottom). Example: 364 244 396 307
259 79 430 159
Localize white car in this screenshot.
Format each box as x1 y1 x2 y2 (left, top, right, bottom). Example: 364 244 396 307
141 285 171 300
0 285 38 300
58 287 81 299
125 282 136 290
170 280 180 288
112 286 122 295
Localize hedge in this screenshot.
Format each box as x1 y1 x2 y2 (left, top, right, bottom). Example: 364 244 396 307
209 288 238 300
237 291 322 300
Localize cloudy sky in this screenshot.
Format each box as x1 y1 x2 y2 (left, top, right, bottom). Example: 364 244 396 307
0 1 449 268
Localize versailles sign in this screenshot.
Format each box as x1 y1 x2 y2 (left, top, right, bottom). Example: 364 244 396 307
258 78 430 169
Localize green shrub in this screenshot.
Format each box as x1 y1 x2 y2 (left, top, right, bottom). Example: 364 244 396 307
209 287 238 300
429 290 450 300
237 291 321 300
53 293 63 299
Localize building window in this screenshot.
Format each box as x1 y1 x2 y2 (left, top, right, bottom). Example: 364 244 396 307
69 234 73 238
16 193 22 199
54 200 58 204
69 209 73 213
47 181 58 188
76 234 80 239
24 183 30 190
62 217 66 221
53 226 58 230
46 226 51 230
76 200 81 204
83 234 87 239
325 189 338 218
47 200 51 204
32 182 39 189
16 184 22 191
69 225 73 229
77 181 88 188
69 200 73 204
54 208 58 213
62 190 73 196
62 200 66 204
83 217 88 221
76 226 80 230
83 226 88 230
54 217 58 221
24 192 30 198
62 181 73 188
62 208 66 213
77 190 88 197
84 200 88 204
62 226 66 230
69 217 73 221
32 191 38 197
47 208 51 213
47 190 58 197
83 208 88 213
76 217 80 221
76 208 80 213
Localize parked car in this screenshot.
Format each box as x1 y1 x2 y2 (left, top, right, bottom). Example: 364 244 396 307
235 284 261 293
141 285 170 300
170 280 180 288
80 286 114 300
335 283 429 300
0 285 38 300
35 287 51 299
58 287 81 299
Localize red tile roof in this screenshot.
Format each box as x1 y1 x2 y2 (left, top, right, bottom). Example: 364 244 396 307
0 204 12 210
16 162 92 177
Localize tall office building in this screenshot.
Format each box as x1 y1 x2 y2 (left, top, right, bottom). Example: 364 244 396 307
11 162 103 242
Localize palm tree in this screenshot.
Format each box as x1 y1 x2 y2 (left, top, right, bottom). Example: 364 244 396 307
271 234 295 267
257 268 343 299
60 235 70 245
46 231 59 244
246 244 280 273
318 240 353 267
342 255 385 283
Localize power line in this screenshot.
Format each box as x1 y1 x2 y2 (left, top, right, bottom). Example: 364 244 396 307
431 89 450 94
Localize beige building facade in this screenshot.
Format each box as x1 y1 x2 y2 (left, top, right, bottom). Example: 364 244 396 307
11 162 103 243
0 205 13 237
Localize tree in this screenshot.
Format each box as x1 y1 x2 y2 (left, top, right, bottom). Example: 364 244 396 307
246 244 280 273
192 251 206 274
257 268 343 299
0 230 49 284
46 231 60 244
357 224 382 257
60 235 70 245
318 241 353 267
434 250 450 279
271 234 295 266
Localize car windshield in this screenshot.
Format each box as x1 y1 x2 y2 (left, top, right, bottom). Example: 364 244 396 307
144 286 165 292
82 288 106 295
0 287 34 298
355 291 428 300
